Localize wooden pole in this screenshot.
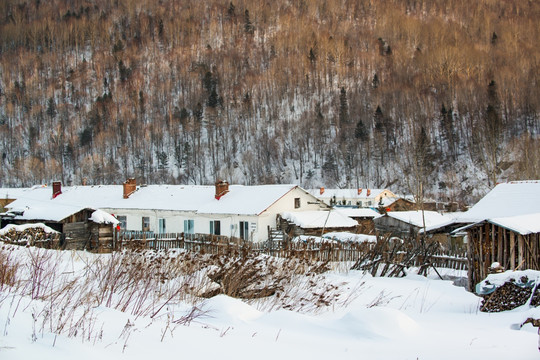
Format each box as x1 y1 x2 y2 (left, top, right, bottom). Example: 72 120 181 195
518 234 524 270
510 231 516 270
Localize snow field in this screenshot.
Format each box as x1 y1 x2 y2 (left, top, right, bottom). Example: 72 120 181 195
0 244 538 360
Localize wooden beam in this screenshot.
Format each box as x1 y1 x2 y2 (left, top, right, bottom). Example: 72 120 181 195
497 225 503 265
518 234 524 270
491 223 496 264
510 231 516 270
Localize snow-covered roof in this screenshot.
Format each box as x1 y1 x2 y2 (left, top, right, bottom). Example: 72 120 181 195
281 210 358 229
0 187 34 200
334 208 381 218
4 184 302 217
386 211 454 232
486 213 540 235
308 188 395 200
6 202 91 222
457 181 540 223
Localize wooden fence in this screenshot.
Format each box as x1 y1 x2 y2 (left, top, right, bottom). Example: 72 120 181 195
117 232 468 271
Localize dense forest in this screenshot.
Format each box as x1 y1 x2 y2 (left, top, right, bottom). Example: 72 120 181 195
0 0 538 205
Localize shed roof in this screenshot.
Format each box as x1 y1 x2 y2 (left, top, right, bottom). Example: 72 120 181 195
487 213 540 235
281 210 358 229
334 208 381 218
385 210 455 232
457 181 540 223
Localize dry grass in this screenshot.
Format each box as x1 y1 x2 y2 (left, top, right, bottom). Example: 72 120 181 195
0 243 365 345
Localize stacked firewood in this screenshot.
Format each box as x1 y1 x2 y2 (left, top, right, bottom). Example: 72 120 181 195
0 226 58 246
480 277 540 312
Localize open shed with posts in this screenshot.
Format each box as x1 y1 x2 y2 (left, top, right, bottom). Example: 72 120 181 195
460 213 540 292
455 181 540 292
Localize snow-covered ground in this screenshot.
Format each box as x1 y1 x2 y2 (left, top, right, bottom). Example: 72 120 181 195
0 245 538 360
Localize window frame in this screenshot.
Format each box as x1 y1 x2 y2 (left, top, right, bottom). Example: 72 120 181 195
184 219 194 234
210 220 221 235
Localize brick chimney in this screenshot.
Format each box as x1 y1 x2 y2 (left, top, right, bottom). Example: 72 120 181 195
52 181 62 199
358 188 362 195
215 180 229 200
320 187 325 195
367 189 371 197
123 178 137 199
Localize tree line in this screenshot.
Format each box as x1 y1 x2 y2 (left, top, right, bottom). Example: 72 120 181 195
0 0 538 205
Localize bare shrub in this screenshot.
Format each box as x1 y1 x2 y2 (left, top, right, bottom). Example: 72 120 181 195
0 245 20 291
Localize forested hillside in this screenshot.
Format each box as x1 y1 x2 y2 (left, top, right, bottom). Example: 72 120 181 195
0 0 538 204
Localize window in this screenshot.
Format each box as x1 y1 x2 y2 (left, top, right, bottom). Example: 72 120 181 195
117 216 127 230
184 219 194 234
142 217 150 231
158 218 166 233
210 220 221 235
294 198 301 209
239 221 249 240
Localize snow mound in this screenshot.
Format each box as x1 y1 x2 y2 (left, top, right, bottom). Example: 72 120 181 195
89 209 119 225
0 223 58 235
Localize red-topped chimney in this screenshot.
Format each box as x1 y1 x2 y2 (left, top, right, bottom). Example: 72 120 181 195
215 180 229 200
358 188 362 195
367 189 371 197
52 181 62 199
123 178 137 199
320 187 325 195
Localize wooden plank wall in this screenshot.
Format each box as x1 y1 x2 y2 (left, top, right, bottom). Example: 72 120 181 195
468 223 540 292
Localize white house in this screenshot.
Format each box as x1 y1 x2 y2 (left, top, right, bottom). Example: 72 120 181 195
308 188 398 208
3 180 328 242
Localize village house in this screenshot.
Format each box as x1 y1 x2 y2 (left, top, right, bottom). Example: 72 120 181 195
308 187 398 208
454 181 540 291
2 180 329 244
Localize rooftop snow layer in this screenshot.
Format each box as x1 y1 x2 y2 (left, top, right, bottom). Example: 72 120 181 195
90 209 120 225
488 212 540 235
457 181 540 223
386 210 454 232
281 210 358 228
5 184 300 217
0 223 58 235
334 208 381 218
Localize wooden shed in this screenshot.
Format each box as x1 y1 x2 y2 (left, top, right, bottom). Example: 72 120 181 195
1 207 118 252
462 213 540 292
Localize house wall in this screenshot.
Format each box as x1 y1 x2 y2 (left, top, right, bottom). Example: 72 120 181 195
103 208 266 242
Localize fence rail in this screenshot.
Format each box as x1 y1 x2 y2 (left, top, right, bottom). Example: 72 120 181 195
117 232 468 271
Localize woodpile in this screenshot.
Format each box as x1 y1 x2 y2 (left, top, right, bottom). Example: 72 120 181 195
480 276 540 312
0 226 60 246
